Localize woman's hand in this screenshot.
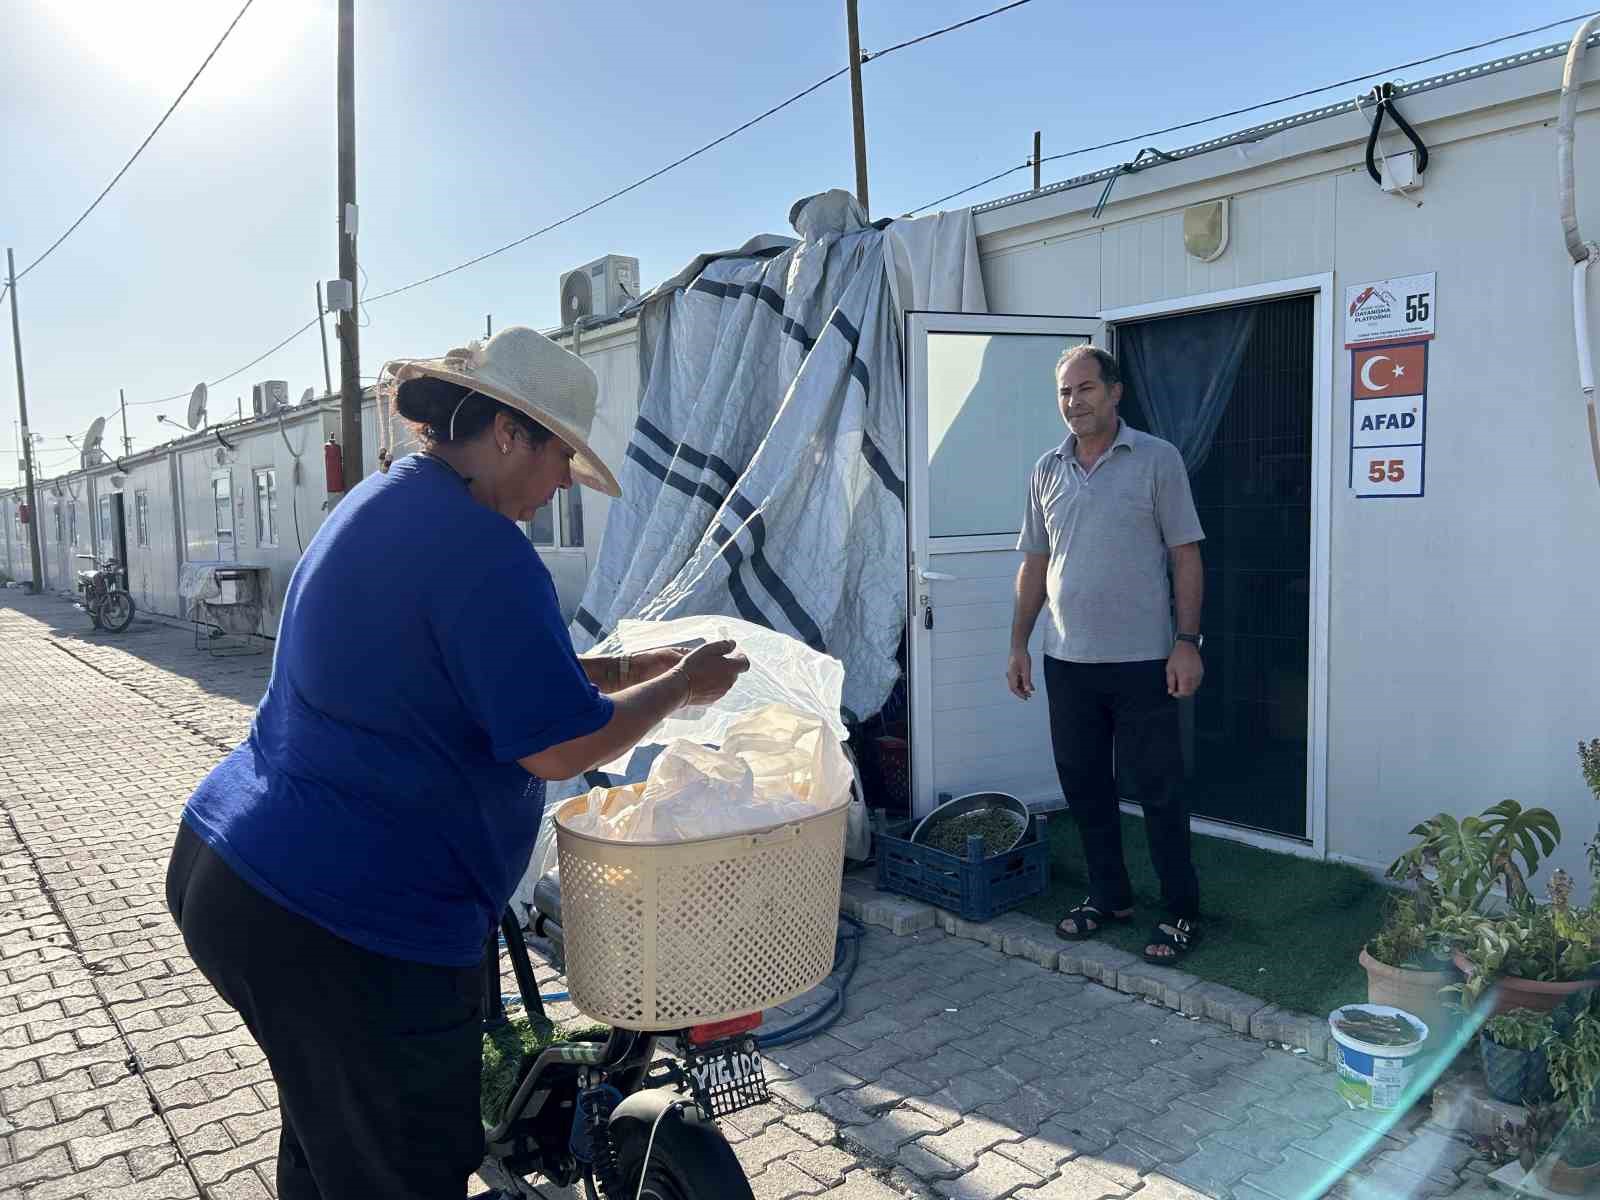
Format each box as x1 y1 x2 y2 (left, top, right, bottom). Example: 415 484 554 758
624 647 688 686
671 639 749 707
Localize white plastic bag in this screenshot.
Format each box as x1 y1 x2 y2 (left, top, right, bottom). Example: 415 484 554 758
558 704 851 843
520 617 854 894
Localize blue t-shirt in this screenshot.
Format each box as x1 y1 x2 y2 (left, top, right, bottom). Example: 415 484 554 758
182 454 614 967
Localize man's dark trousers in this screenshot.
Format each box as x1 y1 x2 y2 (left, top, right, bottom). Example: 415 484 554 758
1043 656 1199 919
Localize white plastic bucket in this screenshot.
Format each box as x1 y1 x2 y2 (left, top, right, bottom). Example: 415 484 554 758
1328 1004 1429 1111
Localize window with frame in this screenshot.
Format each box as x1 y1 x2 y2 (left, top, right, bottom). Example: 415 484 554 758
135 490 150 548
98 495 113 551
67 501 78 548
254 468 279 547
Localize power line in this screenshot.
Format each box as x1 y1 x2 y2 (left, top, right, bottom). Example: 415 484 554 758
866 0 1037 61
14 0 1039 443
910 10 1600 213
13 0 256 283
364 69 850 304
367 0 1041 305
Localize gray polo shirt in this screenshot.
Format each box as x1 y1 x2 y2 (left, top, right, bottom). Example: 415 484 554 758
1017 422 1204 663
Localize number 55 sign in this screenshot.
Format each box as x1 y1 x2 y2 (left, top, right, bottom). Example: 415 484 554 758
1355 447 1423 497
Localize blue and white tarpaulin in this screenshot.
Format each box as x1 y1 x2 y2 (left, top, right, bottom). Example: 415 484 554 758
569 190 986 722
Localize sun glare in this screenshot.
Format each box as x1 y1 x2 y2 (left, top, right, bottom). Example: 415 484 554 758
45 0 323 100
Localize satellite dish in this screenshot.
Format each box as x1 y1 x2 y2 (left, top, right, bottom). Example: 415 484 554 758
80 417 106 469
299 386 315 406
561 271 593 326
187 383 209 431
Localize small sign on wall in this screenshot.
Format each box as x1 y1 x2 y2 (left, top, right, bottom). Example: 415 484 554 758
1345 272 1435 348
1349 338 1429 499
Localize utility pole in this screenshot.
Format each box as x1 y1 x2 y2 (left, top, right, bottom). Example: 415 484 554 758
1033 131 1042 191
845 0 869 215
118 389 132 457
486 314 492 339
315 281 334 398
6 249 45 593
336 0 363 489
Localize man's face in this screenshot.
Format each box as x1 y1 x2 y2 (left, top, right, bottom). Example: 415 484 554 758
1057 353 1122 441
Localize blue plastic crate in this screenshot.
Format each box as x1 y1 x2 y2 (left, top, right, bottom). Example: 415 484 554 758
875 813 1050 923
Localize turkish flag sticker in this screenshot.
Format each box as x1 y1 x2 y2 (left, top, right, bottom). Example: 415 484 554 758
1352 342 1427 400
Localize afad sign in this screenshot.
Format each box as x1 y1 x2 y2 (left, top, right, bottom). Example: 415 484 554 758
1351 341 1427 450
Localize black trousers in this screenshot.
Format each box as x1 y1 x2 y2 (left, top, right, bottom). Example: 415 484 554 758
1043 657 1199 920
165 822 484 1200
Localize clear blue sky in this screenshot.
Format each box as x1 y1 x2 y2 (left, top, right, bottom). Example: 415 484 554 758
0 0 1586 482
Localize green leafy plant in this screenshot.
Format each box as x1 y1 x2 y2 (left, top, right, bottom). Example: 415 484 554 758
1582 738 1600 892
1388 800 1562 915
1367 893 1450 970
1485 1008 1555 1051
1549 999 1600 1128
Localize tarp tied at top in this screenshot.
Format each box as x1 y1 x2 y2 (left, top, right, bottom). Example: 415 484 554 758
569 189 986 722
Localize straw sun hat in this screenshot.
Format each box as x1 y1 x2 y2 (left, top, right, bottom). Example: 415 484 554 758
381 325 621 497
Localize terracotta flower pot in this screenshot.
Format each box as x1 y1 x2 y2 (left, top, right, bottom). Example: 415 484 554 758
1359 947 1458 1046
1452 952 1600 1016
1535 1154 1600 1196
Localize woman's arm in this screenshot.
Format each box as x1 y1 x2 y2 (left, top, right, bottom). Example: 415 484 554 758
579 648 685 695
521 641 746 780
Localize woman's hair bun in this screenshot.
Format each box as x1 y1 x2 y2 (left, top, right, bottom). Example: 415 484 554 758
394 375 472 427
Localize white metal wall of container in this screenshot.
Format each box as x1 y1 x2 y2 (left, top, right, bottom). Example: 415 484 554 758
170 409 336 633
969 55 1600 884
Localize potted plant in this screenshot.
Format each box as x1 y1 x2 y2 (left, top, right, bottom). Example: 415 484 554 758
1452 870 1600 1015
1387 798 1566 1014
1360 892 1457 1040
1481 1008 1555 1104
1537 993 1600 1194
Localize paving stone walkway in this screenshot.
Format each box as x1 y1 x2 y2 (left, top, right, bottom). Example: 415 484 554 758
0 591 1499 1200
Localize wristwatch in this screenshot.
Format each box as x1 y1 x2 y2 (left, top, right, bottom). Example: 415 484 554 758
1175 633 1204 649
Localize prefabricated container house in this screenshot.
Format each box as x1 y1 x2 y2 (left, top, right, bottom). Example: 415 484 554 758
898 35 1600 883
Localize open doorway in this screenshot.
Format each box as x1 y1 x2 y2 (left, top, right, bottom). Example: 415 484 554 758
1113 294 1316 839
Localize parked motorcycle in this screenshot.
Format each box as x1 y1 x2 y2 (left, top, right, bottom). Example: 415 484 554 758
75 555 136 633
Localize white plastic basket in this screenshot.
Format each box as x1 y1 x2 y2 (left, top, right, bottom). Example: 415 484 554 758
554 787 847 1031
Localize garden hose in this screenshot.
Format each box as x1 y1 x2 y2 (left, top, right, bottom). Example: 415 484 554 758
756 914 866 1049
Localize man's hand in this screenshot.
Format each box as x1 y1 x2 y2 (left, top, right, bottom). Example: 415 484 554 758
1166 642 1204 699
1006 649 1035 700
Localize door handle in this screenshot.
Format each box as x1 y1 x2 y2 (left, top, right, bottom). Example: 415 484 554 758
919 570 955 582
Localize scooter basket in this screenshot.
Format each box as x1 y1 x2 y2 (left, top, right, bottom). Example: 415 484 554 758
554 791 847 1031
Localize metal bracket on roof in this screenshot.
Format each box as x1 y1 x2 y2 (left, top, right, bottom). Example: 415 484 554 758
1091 147 1178 219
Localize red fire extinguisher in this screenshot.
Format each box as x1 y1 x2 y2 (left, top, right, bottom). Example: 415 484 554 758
324 437 345 494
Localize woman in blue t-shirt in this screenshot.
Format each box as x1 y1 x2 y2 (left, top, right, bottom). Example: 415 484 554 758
164 327 748 1200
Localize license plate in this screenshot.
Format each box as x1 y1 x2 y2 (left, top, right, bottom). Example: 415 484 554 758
683 1036 768 1119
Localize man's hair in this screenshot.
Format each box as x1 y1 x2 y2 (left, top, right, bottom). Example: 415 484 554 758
1056 344 1121 388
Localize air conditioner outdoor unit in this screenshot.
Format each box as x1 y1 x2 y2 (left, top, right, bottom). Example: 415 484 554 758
251 380 289 416
559 255 640 326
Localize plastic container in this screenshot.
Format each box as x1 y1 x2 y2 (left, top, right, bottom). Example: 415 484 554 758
875 807 1049 923
1328 1004 1430 1111
554 789 848 1031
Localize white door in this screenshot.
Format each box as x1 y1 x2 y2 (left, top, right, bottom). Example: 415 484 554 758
905 313 1103 818
211 471 236 562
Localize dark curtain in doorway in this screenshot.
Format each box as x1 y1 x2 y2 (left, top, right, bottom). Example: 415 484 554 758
1118 305 1257 474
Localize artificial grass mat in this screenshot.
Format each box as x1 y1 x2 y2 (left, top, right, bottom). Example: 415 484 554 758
1013 812 1385 1017
481 1016 608 1127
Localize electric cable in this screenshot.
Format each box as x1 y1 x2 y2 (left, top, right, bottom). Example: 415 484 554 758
13 0 257 282
911 11 1600 213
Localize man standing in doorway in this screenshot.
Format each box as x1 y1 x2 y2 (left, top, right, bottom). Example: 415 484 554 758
1006 344 1206 965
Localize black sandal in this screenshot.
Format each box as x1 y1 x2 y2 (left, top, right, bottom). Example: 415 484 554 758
1142 918 1202 965
1055 898 1133 942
